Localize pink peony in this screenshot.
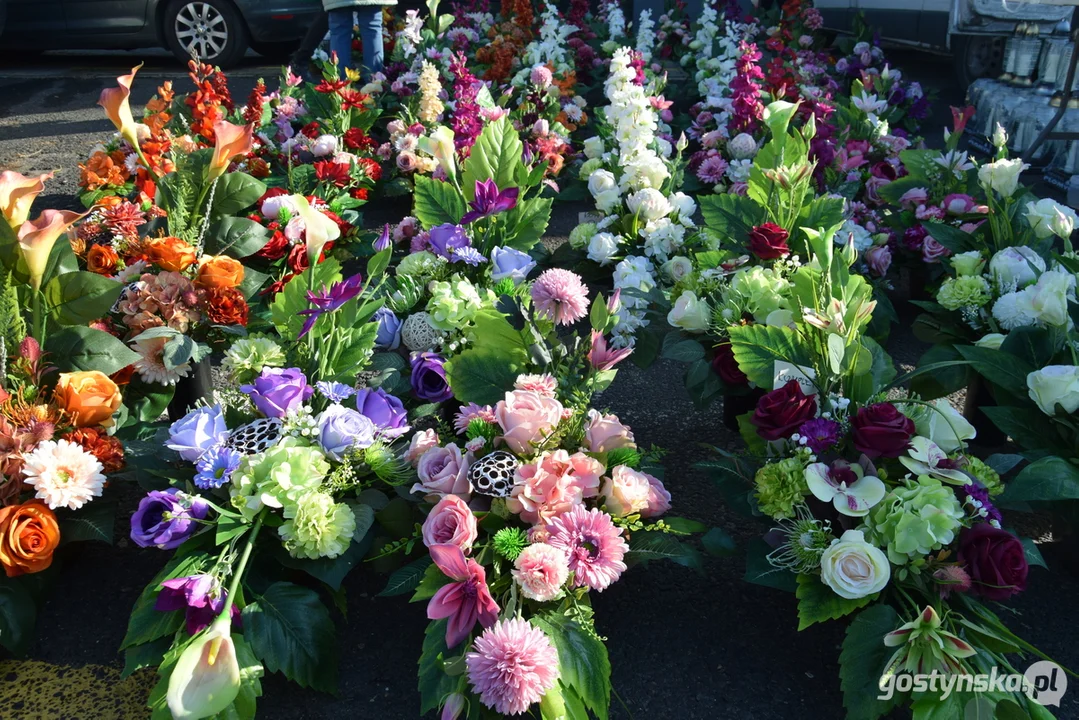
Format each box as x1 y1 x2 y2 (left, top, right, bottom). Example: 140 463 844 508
584 410 635 453
547 505 628 591
413 443 472 500
422 495 478 551
495 390 564 455
531 269 589 326
512 543 569 601
513 373 557 397
406 429 440 466
508 450 604 525
465 618 560 716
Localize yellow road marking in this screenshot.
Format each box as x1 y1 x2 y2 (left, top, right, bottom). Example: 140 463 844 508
0 660 154 719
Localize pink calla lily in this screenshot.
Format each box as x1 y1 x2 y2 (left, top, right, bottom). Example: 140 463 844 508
17 210 85 290
98 64 143 151
209 120 255 181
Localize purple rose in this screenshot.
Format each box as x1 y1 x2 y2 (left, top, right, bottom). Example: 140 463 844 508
166 404 228 462
428 224 470 259
373 307 402 349
155 573 240 635
240 367 314 418
317 404 376 460
130 489 209 549
411 352 453 402
922 236 951 264
355 387 411 438
489 246 536 285
958 523 1028 601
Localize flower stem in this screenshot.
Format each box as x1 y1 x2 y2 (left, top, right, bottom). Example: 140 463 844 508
222 509 266 616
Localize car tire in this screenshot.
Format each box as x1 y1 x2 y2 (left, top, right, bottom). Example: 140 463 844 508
164 0 248 68
953 35 1004 88
250 40 301 62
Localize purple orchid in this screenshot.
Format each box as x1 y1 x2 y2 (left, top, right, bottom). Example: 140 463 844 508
461 179 519 224
298 273 365 337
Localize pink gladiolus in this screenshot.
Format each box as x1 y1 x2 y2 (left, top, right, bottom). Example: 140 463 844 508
427 544 499 648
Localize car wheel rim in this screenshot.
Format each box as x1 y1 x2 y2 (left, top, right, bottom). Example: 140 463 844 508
175 2 229 61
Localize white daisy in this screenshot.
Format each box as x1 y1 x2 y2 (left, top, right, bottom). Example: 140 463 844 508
22 439 106 510
132 334 192 385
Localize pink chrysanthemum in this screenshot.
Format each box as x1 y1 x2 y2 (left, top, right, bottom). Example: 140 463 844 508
454 402 497 435
546 505 628 592
465 618 561 715
697 155 729 184
513 373 557 397
531 269 589 326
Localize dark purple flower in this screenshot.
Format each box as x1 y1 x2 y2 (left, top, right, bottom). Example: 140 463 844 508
355 387 411 438
797 418 843 453
888 85 906 106
298 273 365 337
428 224 471 259
957 483 1004 526
374 223 392 252
411 352 453 402
461 179 519 224
909 96 931 120
958 523 1028 601
240 367 314 418
130 489 209 549
155 574 240 635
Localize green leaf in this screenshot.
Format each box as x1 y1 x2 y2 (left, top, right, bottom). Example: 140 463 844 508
410 561 454 603
418 619 458 715
0 576 37 655
204 217 272 257
702 527 737 556
923 222 977 253
795 573 874 630
661 337 706 363
243 581 338 694
699 193 766 238
270 257 342 337
956 345 1035 399
379 555 434 597
532 612 611 720
744 538 797 592
56 499 115 545
121 636 172 679
43 271 124 326
910 344 971 400
839 604 902 720
728 323 811 389
625 531 702 570
979 407 1062 455
414 175 465 228
121 375 174 425
121 552 207 649
367 246 392 279
501 197 552 251
1000 456 1079 505
446 346 528 405
44 325 141 375
461 117 522 201
210 172 267 220
999 325 1066 370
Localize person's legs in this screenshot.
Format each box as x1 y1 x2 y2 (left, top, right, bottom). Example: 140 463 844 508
290 9 329 76
327 8 355 78
356 6 384 78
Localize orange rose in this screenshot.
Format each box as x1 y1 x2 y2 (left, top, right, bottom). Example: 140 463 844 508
0 501 60 577
86 244 120 275
144 235 197 271
54 370 123 428
196 255 245 289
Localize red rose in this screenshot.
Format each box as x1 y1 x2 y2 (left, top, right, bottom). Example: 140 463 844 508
850 403 914 458
358 157 382 182
256 229 290 260
958 524 1028 601
747 222 790 260
751 380 817 441
300 122 321 138
711 342 748 386
343 127 374 151
286 241 334 274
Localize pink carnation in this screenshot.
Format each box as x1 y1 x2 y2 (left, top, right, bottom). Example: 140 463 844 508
508 450 604 526
512 543 569 601
531 269 589 326
465 618 560 716
513 373 558 397
422 495 478 551
495 390 564 455
547 505 628 592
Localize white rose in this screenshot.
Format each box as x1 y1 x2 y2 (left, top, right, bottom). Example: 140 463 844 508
594 189 622 214
1027 365 1079 415
627 188 671 221
978 158 1029 198
310 134 338 157
1025 197 1078 240
588 232 621 266
819 530 891 600
583 136 605 159
913 398 976 453
989 246 1045 290
587 169 617 197
661 256 693 283
1027 269 1074 327
974 333 1006 350
668 192 697 221
666 290 710 333
950 250 985 277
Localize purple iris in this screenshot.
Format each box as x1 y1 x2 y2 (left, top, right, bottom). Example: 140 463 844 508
461 179 519 225
298 273 365 337
374 223 392 252
155 574 241 636
428 224 471 259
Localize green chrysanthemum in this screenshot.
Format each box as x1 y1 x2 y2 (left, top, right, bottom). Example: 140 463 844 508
230 438 330 520
493 527 530 561
569 222 598 249
279 492 356 559
222 335 286 383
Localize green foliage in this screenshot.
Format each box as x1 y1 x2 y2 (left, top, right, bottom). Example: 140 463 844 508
56 500 114 545
209 172 267 221
204 217 272 258
379 556 434 597
956 345 1035 399
270 258 342 337
532 611 611 720
44 325 141 375
122 553 207 650
839 604 902 720
743 537 797 592
0 576 38 655
0 268 26 352
625 531 702 570
501 197 553 251
728 323 811 389
1000 456 1079 507
795 573 874 630
414 175 466 228
699 193 766 239
43 270 124 325
461 117 523 200
417 619 459 715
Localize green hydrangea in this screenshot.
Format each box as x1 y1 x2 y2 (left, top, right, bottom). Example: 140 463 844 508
754 456 809 520
964 456 1004 496
230 438 330 520
279 492 356 559
729 266 792 322
426 276 482 331
222 335 286 383
579 158 603 178
936 275 992 311
862 474 965 565
397 250 443 278
569 222 598 249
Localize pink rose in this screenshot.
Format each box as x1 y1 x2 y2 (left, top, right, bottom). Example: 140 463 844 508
601 465 655 517
406 429 440 466
507 450 604 525
412 443 472 500
643 474 671 518
422 495 478 551
864 176 889 205
495 390 564 455
584 410 636 453
864 245 892 277
511 543 569 601
922 236 951 264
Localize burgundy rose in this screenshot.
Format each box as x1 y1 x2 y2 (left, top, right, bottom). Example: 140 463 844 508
850 403 915 458
751 380 817 441
747 223 791 260
902 224 927 252
711 342 748 386
958 523 1028 601
870 161 898 181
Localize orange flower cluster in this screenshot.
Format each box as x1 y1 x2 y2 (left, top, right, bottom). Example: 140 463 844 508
62 427 125 474
477 41 518 83
79 150 131 191
512 0 533 36
185 61 231 143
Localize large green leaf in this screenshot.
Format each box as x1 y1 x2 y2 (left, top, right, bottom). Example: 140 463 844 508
502 196 552 251
999 326 1066 369
121 552 207 649
204 217 272 258
379 556 434 597
625 531 702 570
1000 455 1079 506
209 172 267 220
699 193 766 238
446 345 527 405
43 271 124 326
461 117 523 200
910 344 971 400
728 323 811 389
56 499 114 545
122 375 175 424
413 175 465 228
839 604 902 720
533 612 611 720
923 222 977 253
980 407 1062 454
795 573 874 630
0 576 37 655
418 619 458 715
956 345 1034 399
243 581 338 694
44 325 141 374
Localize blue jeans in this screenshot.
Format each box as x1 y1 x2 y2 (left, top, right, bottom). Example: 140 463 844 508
328 7 384 80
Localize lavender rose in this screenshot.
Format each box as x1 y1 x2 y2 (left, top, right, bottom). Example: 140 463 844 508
355 387 410 438
410 352 453 402
130 489 209 549
167 404 228 462
317 404 376 460
240 367 313 418
490 246 537 285
412 443 472 499
373 307 402 350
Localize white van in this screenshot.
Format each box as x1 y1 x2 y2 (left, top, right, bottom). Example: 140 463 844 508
815 0 1074 85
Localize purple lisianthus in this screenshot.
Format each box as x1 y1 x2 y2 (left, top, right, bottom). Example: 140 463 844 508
411 352 453 402
194 445 243 490
461 179 519 224
489 246 536 285
797 418 843 454
317 404 377 460
428 224 471 259
355 387 411 438
373 307 402 350
130 489 209 549
241 367 314 418
167 405 228 462
155 574 240 635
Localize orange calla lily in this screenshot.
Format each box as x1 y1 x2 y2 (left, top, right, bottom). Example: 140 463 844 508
98 64 143 151
208 120 254 181
0 171 52 228
16 210 86 290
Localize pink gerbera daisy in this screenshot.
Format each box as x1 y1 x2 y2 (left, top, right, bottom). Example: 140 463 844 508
465 618 561 715
453 402 497 434
546 505 628 591
531 269 589 326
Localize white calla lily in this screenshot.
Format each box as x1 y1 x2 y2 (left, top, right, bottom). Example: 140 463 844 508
167 614 242 719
